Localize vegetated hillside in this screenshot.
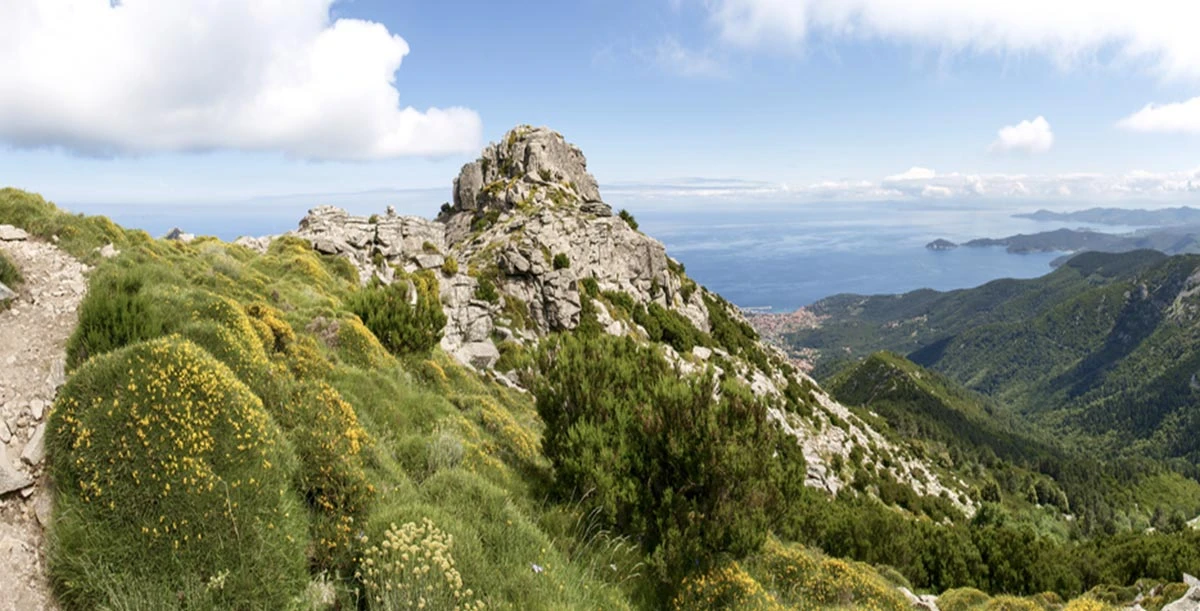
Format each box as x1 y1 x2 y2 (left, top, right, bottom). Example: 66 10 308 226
788 249 1200 463
3 123 1199 611
826 352 1200 537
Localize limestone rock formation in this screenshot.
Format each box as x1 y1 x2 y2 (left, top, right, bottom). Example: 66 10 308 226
242 125 973 511
1163 575 1200 611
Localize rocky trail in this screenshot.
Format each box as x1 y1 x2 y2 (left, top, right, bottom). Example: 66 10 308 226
0 227 88 611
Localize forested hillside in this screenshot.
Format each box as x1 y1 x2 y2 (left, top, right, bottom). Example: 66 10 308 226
787 250 1200 464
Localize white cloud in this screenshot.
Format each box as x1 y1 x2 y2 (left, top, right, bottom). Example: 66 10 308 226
1117 96 1200 134
655 38 728 78
609 166 1200 203
988 116 1054 154
884 167 937 182
703 0 1200 80
0 0 482 160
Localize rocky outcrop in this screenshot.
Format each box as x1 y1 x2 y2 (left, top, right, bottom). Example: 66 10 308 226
234 125 971 512
1163 574 1200 611
293 205 447 283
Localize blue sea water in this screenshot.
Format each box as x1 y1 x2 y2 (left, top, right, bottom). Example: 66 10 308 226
65 195 1130 312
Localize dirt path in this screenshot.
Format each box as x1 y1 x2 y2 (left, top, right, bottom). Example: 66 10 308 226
0 230 89 611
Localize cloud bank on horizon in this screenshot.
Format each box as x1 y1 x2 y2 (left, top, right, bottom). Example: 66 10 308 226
609 167 1200 203
0 0 481 160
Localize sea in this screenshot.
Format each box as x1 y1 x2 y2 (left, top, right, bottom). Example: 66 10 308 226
64 194 1146 313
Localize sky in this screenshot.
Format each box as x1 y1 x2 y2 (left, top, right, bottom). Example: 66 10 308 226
3 0 1200 210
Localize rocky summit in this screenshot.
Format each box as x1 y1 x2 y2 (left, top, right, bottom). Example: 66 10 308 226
234 125 974 509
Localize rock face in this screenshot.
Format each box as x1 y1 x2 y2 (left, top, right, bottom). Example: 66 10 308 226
293 206 447 284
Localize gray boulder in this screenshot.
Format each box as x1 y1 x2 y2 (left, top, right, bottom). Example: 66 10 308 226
21 423 45 467
0 225 28 241
455 341 500 369
0 451 32 496
0 281 15 302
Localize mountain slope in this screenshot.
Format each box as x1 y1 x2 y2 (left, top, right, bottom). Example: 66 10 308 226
786 249 1200 464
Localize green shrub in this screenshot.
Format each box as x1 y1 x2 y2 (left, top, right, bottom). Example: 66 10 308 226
47 336 309 609
553 252 571 270
422 240 439 254
535 333 807 595
743 538 910 611
580 276 600 298
939 587 993 611
66 265 170 369
347 272 446 355
0 188 143 259
442 255 459 276
474 276 499 303
471 209 500 233
0 249 21 289
632 302 709 353
618 209 639 231
274 380 375 571
359 519 485 611
671 561 779 610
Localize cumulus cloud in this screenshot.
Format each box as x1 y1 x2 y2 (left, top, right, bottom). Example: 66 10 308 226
0 0 482 160
884 167 937 182
654 38 729 78
1117 97 1200 134
989 117 1054 154
703 0 1200 79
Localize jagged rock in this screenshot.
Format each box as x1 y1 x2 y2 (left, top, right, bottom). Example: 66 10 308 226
20 423 45 467
0 420 10 444
455 341 500 369
0 451 32 496
541 269 581 330
47 358 65 389
414 253 444 270
293 205 446 283
28 400 43 421
0 282 15 302
234 236 273 253
164 227 196 242
580 200 613 216
98 243 119 258
899 586 940 611
1163 581 1200 611
0 225 28 241
693 346 713 360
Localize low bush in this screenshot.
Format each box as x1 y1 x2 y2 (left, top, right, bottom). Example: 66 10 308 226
0 249 21 288
47 336 309 609
535 333 807 596
66 265 170 368
346 272 446 355
618 209 639 231
553 252 571 270
358 518 485 611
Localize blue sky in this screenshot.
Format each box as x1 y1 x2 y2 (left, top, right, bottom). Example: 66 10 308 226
3 0 1200 209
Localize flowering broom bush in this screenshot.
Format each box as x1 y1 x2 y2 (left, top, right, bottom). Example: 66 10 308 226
47 335 308 608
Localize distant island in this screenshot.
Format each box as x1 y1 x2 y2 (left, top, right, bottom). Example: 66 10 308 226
1015 206 1200 226
927 226 1200 266
925 238 958 251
